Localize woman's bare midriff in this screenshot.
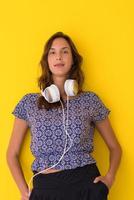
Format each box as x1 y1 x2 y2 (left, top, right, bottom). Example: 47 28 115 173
41 168 62 174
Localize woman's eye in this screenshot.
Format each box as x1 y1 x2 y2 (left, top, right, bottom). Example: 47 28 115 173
63 51 68 54
49 51 55 54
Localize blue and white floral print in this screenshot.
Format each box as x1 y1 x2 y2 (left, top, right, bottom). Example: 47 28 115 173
12 91 111 172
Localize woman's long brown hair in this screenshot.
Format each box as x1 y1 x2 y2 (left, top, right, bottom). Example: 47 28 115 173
37 31 85 110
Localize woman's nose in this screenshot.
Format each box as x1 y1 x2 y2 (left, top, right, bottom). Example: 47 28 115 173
56 53 62 60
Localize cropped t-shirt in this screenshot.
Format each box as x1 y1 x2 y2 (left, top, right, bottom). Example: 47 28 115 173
12 91 111 172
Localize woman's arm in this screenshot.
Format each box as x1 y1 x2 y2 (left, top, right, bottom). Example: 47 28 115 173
93 117 122 189
6 118 30 199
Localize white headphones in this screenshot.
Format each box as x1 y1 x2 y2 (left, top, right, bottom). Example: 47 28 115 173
41 79 78 103
28 79 78 197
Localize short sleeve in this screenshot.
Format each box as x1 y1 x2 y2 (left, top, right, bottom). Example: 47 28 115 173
12 94 29 121
91 92 111 123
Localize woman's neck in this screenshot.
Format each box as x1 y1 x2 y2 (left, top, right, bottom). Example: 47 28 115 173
52 76 67 97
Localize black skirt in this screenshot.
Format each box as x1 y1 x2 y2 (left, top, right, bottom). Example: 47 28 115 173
29 163 109 200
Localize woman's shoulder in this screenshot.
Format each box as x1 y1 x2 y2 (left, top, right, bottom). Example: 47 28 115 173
18 92 41 103
24 92 40 98
82 90 99 98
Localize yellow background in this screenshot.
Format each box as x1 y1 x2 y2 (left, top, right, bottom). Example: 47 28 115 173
1 0 134 199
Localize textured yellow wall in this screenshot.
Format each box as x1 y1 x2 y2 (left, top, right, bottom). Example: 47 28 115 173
1 0 133 199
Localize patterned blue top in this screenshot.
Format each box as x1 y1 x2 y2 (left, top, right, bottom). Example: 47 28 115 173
12 91 111 172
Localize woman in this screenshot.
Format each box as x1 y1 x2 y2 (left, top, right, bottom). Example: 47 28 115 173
6 32 122 200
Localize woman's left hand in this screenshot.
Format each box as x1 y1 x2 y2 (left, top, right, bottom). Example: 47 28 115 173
93 174 115 190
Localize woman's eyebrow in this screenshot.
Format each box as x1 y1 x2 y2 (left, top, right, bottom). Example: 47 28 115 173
50 47 69 50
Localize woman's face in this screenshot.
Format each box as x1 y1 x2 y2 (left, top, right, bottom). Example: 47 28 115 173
47 37 73 77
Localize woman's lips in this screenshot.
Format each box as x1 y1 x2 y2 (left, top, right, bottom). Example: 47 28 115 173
54 64 64 67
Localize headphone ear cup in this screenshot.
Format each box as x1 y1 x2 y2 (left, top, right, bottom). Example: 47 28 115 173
41 84 60 103
64 79 78 96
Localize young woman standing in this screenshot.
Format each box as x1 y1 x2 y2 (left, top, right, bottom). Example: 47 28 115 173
6 32 122 200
